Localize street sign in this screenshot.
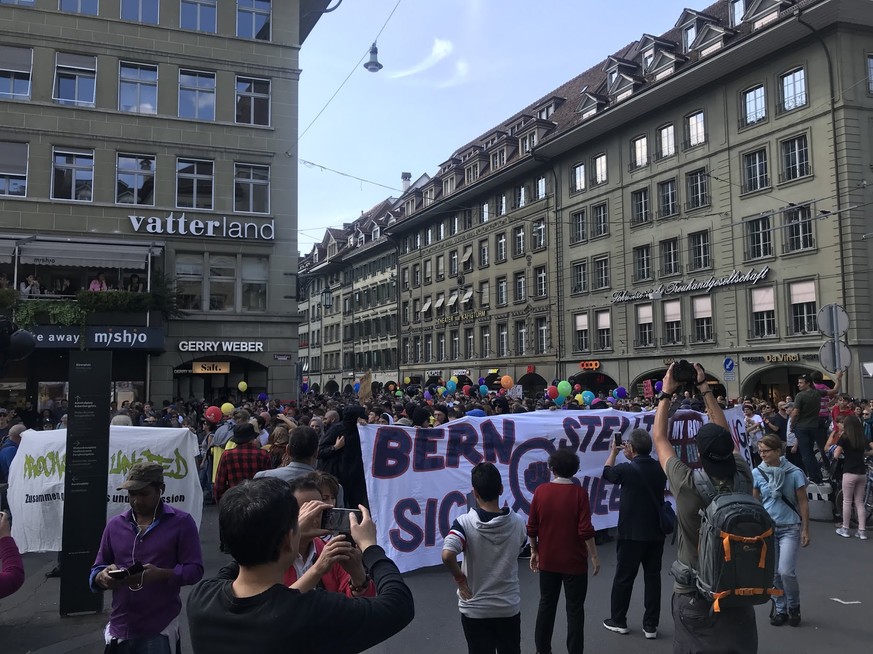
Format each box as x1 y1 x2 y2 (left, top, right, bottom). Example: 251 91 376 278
817 304 849 338
819 340 852 373
724 370 736 382
723 357 735 372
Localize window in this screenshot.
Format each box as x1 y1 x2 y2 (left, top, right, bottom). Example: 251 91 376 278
425 335 433 361
534 317 548 354
242 257 268 311
745 216 772 260
513 321 527 356
571 163 586 192
234 163 270 213
450 330 460 360
663 299 682 344
592 203 609 237
731 0 745 26
412 264 421 287
443 177 456 197
479 239 489 267
491 149 506 170
686 169 709 209
481 202 489 223
536 176 546 200
513 226 525 256
751 287 776 338
657 179 678 218
121 0 158 23
479 281 490 307
208 255 236 311
423 259 432 283
659 238 680 276
422 187 434 207
521 131 538 153
742 149 769 193
435 254 445 279
498 194 507 215
633 245 652 281
780 134 810 181
595 310 611 350
465 163 479 184
424 227 433 247
176 158 213 209
237 0 271 40
636 304 654 347
593 256 610 289
514 271 526 302
631 136 648 169
236 77 270 126
462 245 473 272
60 0 97 14
481 326 491 356
784 204 815 252
689 231 711 270
181 0 216 32
643 49 654 71
119 62 157 114
116 154 155 205
54 53 96 107
652 126 673 162
465 328 474 359
0 141 28 197
0 45 32 100
497 324 509 357
593 153 607 185
0 0 35 4
495 233 506 262
179 70 215 120
52 148 93 201
692 296 713 342
869 54 873 93
532 218 546 249
515 184 526 208
631 188 650 225
572 261 587 293
789 281 817 334
496 277 507 305
574 314 589 351
780 68 807 112
683 23 697 52
571 209 586 243
449 250 458 276
535 266 547 297
684 111 705 148
742 85 766 126
175 253 203 310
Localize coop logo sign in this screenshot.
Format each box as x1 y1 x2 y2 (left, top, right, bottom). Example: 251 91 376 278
610 266 770 304
128 213 274 241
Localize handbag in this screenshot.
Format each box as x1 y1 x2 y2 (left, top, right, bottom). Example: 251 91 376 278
634 461 675 536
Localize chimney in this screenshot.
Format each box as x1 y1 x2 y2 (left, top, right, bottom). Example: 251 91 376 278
401 172 412 192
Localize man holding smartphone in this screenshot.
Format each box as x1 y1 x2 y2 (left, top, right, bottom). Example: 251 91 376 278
90 463 204 653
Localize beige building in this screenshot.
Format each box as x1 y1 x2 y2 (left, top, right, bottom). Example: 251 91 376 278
0 0 330 406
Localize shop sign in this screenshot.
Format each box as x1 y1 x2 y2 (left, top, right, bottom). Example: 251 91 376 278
452 369 471 377
435 309 487 326
128 212 274 241
274 354 293 361
578 360 601 370
425 370 443 378
610 266 770 304
741 353 819 364
32 326 164 350
173 368 192 375
192 361 230 374
178 340 265 353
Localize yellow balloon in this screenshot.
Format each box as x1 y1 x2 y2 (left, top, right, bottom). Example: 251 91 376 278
450 376 459 384
403 376 411 385
575 394 584 404
221 402 235 415
238 381 248 392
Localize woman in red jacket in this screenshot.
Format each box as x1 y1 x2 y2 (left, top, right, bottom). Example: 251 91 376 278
527 448 600 654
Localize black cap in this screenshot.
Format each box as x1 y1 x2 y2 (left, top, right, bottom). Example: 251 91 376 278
696 423 736 479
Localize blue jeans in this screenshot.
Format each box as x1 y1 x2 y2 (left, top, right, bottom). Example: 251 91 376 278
110 635 174 654
794 427 821 483
773 524 801 613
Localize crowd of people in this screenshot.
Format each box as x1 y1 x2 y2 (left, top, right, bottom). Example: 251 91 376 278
1 362 872 653
0 271 145 298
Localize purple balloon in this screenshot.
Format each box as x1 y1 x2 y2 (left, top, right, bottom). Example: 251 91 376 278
258 392 268 401
424 390 432 400
605 396 615 403
478 377 486 386
654 380 663 393
616 386 628 399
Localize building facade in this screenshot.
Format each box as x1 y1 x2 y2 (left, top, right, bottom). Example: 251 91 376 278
0 0 329 408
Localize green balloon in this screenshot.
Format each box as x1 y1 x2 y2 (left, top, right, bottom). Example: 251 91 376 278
557 380 572 397
395 390 403 397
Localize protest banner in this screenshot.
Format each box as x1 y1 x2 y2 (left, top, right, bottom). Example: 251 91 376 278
7 426 203 553
360 406 749 573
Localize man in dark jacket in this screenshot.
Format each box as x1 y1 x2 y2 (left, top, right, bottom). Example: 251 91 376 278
602 428 668 639
317 406 369 509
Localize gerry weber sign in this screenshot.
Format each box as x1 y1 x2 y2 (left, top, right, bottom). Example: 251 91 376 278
610 266 770 305
128 213 274 241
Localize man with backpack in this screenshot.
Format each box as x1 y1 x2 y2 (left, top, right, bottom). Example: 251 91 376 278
653 361 772 653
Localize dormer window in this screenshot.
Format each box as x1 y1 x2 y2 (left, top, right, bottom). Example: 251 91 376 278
731 0 745 26
465 163 479 184
372 227 380 239
423 187 435 207
683 23 697 52
520 131 538 153
491 149 506 170
537 104 554 120
643 49 654 71
348 236 354 247
405 198 415 215
313 251 319 263
485 136 497 148
608 70 617 86
357 235 365 246
443 177 455 196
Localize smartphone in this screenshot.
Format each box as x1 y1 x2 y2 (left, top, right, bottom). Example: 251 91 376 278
107 562 144 579
321 508 363 534
613 431 623 448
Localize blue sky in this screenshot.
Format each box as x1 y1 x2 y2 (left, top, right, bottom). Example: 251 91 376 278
296 0 700 253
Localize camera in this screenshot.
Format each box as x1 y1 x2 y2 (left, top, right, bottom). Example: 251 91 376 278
672 359 699 384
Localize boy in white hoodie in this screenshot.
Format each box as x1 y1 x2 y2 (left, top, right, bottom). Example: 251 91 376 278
442 462 529 654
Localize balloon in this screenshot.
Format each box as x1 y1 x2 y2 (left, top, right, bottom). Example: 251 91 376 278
450 376 459 384
612 389 619 399
478 377 486 386
500 375 513 389
387 383 395 391
575 393 584 404
463 385 471 396
574 384 582 392
554 395 565 406
479 385 489 395
446 380 457 392
403 376 411 385
205 406 222 423
441 388 449 397
557 380 572 397
424 390 432 400
258 392 268 401
238 381 248 393
581 391 595 405
606 396 615 403
300 383 308 393
221 402 235 415
616 386 628 399
547 385 559 399
353 383 360 392
395 390 403 397
654 381 663 393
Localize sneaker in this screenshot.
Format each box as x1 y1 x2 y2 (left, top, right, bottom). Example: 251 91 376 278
788 608 801 627
770 612 789 626
857 531 868 540
643 625 658 639
602 619 630 635
836 527 851 538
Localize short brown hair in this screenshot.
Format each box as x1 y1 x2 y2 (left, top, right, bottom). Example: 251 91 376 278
758 434 783 453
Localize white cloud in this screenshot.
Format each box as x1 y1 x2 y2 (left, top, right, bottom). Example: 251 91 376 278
389 38 454 79
436 59 471 89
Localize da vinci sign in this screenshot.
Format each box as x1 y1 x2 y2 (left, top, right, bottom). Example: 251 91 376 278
610 266 770 304
128 213 274 241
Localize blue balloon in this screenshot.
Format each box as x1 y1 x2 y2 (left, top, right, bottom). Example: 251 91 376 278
446 380 457 392
479 384 489 395
353 383 360 392
478 377 486 385
554 395 565 406
581 390 595 405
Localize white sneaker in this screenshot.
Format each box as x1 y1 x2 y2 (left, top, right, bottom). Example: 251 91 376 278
836 527 851 538
856 531 868 540
643 627 658 640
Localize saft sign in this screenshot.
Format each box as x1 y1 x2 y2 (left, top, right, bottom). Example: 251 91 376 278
128 213 274 241
179 341 264 353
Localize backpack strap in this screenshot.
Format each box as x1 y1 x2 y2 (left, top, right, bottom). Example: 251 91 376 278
692 469 718 506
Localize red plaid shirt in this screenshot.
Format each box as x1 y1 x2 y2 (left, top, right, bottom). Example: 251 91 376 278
213 441 272 503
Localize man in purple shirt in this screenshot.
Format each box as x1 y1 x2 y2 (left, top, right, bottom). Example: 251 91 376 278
90 462 203 653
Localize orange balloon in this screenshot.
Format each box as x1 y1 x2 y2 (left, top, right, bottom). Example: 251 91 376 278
500 375 513 389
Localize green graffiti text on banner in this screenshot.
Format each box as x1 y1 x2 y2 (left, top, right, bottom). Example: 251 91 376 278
23 451 66 480
109 448 190 480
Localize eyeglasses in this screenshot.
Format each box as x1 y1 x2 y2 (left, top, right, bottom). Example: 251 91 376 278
758 448 775 454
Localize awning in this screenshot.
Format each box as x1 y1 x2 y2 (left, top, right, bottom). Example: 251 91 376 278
18 242 155 269
462 248 473 264
447 292 459 306
420 299 432 313
462 288 474 303
0 238 16 265
434 296 445 309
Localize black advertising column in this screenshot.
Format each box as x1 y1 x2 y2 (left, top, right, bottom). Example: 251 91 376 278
59 351 112 615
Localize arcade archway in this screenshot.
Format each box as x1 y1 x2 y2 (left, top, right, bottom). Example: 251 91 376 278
323 380 339 394
573 371 618 396
517 372 548 397
741 365 833 404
